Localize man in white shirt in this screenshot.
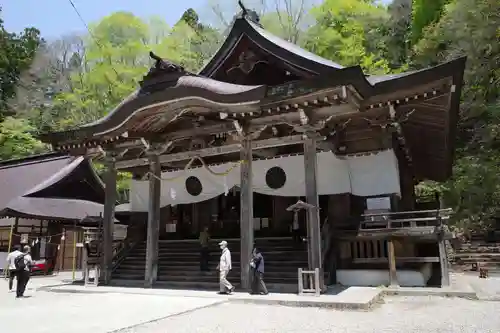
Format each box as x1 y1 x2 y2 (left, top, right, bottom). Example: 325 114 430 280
216 240 234 294
6 245 22 292
15 245 33 298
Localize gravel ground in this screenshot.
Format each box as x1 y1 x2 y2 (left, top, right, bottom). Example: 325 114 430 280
0 286 222 333
3 272 500 333
122 296 500 333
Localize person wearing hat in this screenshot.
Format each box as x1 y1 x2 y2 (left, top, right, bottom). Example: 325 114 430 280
216 240 234 294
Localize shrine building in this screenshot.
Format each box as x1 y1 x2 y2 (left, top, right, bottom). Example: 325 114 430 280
40 10 466 292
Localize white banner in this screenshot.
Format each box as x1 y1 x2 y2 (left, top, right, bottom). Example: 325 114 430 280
128 149 401 212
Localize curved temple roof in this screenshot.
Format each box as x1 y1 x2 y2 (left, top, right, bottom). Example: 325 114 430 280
38 18 467 183
200 16 344 78
41 60 268 145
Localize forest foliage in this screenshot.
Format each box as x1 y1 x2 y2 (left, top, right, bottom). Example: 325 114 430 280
0 0 498 231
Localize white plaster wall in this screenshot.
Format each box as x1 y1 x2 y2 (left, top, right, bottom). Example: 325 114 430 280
336 264 433 287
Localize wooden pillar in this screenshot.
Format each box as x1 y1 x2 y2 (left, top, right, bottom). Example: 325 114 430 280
387 238 398 286
145 153 161 288
303 134 322 273
240 136 254 290
438 236 450 287
102 154 117 285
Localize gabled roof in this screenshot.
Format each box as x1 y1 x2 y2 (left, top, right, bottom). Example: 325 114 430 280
199 16 343 78
0 153 106 221
0 153 73 209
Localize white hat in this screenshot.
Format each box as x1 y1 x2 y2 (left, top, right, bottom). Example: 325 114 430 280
218 240 228 246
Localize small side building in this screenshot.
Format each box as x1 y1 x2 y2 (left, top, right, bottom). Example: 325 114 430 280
0 152 110 272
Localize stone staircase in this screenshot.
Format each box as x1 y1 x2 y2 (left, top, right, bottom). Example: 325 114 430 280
453 242 500 272
112 237 312 292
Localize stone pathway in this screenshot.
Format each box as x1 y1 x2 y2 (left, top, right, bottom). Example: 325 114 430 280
0 273 224 333
459 272 500 301
2 272 500 333
43 284 384 310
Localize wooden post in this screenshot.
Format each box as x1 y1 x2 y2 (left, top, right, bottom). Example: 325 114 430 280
387 238 398 286
103 154 117 285
303 134 322 273
240 136 254 290
145 153 161 288
438 237 450 287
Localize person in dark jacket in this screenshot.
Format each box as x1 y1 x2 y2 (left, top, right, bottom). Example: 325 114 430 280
199 227 210 271
250 247 268 295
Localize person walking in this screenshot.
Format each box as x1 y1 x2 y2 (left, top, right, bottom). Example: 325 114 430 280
15 245 33 298
250 247 268 295
199 227 210 271
6 245 22 292
216 240 234 294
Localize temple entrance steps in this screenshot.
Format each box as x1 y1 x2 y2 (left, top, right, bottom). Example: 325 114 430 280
454 242 500 272
112 237 322 292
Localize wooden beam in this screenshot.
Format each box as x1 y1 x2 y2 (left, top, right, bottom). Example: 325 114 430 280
304 134 323 273
115 135 311 169
438 237 450 287
387 239 398 286
240 136 254 290
144 153 161 288
71 105 359 156
127 105 355 143
102 154 117 285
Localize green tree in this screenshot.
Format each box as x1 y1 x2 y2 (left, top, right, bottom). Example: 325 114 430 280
12 34 86 133
0 116 47 159
413 0 500 231
411 0 449 45
0 8 42 118
304 0 391 74
383 0 412 68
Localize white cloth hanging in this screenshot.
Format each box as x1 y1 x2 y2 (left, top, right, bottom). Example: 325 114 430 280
128 149 401 212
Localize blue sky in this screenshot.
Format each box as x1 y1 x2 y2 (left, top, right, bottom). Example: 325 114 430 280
3 0 392 39
2 0 207 38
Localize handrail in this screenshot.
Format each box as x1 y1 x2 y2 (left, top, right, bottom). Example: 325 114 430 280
112 238 139 272
111 218 144 272
361 208 452 217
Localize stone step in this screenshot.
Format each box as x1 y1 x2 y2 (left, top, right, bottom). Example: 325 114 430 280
455 253 500 258
114 268 303 278
133 246 306 254
114 238 313 290
456 247 500 253
456 258 500 264
112 273 319 285
115 266 307 276
137 241 302 248
123 260 307 267
154 281 299 293
110 279 299 293
123 253 308 261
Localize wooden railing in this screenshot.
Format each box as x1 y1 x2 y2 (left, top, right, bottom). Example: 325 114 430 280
360 208 452 230
111 219 145 272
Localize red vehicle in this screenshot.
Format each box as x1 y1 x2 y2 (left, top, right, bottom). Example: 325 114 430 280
31 259 54 275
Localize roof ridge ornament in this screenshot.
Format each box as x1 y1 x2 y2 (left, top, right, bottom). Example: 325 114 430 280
237 0 262 27
140 51 190 94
